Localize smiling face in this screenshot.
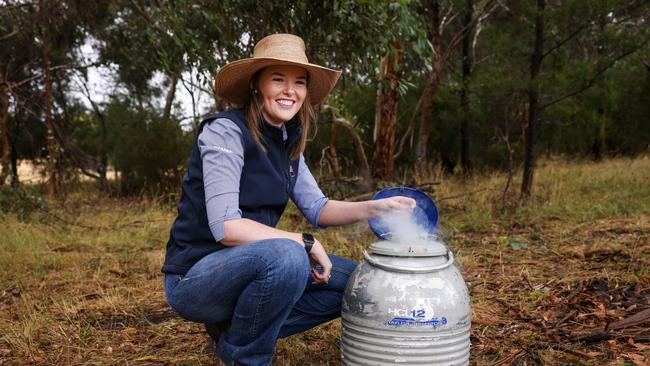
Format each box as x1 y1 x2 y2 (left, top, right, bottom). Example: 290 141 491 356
256 65 308 126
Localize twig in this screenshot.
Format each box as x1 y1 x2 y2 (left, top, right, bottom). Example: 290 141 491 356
540 40 649 110
437 188 500 201
344 191 374 202
552 309 578 328
489 349 524 366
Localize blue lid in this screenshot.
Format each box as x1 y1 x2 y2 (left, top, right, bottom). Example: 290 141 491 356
368 186 439 239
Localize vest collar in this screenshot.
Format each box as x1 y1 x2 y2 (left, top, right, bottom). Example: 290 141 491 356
262 117 303 149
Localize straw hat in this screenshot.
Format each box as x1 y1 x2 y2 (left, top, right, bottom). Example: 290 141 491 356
215 34 341 106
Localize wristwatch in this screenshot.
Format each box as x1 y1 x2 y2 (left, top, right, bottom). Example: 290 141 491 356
302 233 315 254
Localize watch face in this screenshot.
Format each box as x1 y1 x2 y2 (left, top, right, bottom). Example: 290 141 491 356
303 233 314 243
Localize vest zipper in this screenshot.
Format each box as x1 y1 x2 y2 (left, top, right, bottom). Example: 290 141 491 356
281 138 290 196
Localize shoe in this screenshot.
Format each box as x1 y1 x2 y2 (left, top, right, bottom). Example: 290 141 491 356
204 321 231 365
205 322 228 342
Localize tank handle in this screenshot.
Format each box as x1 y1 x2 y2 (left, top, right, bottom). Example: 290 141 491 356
363 250 454 273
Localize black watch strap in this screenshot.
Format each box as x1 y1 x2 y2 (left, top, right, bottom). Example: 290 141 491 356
302 233 315 254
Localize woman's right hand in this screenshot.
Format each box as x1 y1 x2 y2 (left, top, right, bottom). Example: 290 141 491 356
308 239 332 284
368 196 416 218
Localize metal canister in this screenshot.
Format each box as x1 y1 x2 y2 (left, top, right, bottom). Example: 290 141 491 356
341 235 471 365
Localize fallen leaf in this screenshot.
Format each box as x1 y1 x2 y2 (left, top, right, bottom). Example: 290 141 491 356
547 294 560 303
634 343 650 351
134 355 158 361
608 339 618 348
510 240 528 250
625 352 646 361
151 339 166 348
120 343 140 353
176 324 193 333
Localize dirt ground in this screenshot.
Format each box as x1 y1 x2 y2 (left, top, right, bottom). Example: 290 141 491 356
1 158 649 365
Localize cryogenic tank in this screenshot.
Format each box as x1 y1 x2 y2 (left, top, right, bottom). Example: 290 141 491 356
341 187 471 365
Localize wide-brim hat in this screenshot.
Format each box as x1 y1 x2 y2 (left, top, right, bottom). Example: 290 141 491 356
215 33 342 106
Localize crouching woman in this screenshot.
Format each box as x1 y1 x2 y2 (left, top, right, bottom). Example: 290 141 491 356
162 34 414 365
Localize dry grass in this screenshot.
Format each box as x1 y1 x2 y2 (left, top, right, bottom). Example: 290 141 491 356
0 157 649 365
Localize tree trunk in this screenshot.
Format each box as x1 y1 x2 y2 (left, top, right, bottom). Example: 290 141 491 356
0 89 10 185
322 104 372 191
459 0 474 175
592 18 607 161
371 42 401 180
80 78 108 182
521 0 545 198
329 123 341 180
163 73 179 120
415 0 442 174
42 55 57 194
10 109 20 186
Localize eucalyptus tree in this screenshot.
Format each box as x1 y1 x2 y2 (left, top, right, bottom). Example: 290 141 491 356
406 0 499 176
200 1 428 182
1 0 112 193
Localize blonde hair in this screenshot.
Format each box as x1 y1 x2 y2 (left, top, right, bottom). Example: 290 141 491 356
245 69 314 160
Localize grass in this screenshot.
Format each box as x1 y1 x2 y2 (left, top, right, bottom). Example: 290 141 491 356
0 156 649 365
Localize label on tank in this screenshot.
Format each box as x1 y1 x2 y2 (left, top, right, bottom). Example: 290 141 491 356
385 308 447 327
386 316 448 327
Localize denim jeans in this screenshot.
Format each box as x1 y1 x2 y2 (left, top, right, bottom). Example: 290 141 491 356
163 238 357 366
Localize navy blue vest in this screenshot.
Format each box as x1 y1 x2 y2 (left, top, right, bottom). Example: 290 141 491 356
162 108 301 275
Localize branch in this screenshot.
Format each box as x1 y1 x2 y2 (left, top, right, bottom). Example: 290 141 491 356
0 2 36 10
0 29 19 41
75 73 107 127
321 104 372 188
641 57 650 72
1 63 101 91
129 0 183 44
542 20 595 59
440 4 459 31
129 0 166 36
543 1 648 60
540 42 648 110
393 94 423 160
440 0 500 64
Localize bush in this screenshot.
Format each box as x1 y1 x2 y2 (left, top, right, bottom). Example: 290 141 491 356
0 186 48 220
105 99 193 194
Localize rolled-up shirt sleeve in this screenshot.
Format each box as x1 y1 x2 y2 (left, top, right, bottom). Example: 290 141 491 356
291 154 329 228
198 118 244 242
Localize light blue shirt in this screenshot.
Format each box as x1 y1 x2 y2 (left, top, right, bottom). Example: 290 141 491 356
198 118 329 242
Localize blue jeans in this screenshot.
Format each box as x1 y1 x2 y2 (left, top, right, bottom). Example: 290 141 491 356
163 238 357 365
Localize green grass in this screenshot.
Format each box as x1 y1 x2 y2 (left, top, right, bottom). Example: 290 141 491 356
0 156 649 365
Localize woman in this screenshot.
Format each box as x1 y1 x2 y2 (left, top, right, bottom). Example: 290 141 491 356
162 34 415 365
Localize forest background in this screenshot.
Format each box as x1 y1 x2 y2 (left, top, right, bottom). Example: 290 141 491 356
1 0 649 365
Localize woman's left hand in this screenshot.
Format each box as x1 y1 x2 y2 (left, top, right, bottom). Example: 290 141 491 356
308 239 332 284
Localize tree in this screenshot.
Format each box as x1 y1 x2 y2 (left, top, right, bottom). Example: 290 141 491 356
520 0 545 198
0 88 10 185
521 0 649 197
372 42 402 181
39 0 60 197
412 0 498 176
459 0 475 175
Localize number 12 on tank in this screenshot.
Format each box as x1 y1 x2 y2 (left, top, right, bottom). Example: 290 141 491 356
411 309 426 318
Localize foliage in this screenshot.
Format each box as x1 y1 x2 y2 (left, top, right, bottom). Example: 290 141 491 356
0 0 649 193
0 185 48 219
104 99 192 194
